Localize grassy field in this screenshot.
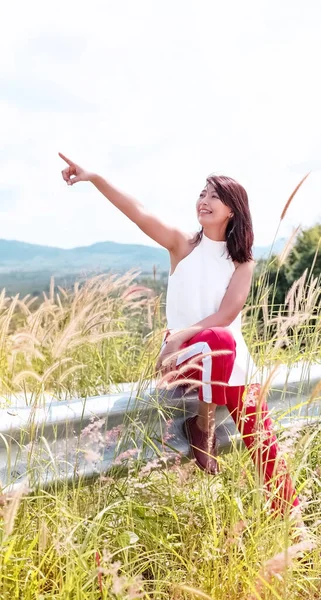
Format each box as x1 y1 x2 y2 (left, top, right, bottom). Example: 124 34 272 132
0 255 321 598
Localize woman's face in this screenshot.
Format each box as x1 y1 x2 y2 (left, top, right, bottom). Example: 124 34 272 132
196 183 232 228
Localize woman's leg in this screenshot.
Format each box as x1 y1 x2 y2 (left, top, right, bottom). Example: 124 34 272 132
177 327 237 407
177 327 237 474
226 384 300 513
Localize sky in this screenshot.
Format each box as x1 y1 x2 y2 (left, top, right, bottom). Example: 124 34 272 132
1 0 321 250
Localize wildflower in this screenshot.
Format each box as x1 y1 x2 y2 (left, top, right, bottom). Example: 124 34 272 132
278 420 304 459
243 383 261 408
255 426 273 444
159 451 180 466
114 448 139 466
274 456 289 475
138 458 161 477
81 418 106 446
132 481 149 489
174 453 183 466
105 425 123 448
84 449 101 464
162 418 175 448
81 420 123 466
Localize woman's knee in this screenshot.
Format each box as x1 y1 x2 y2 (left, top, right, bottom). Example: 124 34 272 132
205 327 236 352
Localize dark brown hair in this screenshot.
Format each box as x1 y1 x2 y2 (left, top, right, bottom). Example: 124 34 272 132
192 174 254 263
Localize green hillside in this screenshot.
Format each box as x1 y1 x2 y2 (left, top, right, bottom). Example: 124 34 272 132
0 237 285 296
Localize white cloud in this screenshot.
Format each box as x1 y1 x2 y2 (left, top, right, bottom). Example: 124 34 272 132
1 0 321 250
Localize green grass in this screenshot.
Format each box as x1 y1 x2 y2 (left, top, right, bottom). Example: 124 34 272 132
1 429 321 599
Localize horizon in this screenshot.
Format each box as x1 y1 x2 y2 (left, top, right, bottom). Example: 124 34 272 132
0 233 288 252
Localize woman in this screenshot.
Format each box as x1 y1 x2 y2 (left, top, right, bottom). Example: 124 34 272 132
59 152 300 516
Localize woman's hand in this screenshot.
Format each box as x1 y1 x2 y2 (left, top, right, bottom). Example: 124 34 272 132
156 335 184 376
59 152 92 186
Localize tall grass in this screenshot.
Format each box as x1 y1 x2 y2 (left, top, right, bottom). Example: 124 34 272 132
0 271 163 402
244 171 321 366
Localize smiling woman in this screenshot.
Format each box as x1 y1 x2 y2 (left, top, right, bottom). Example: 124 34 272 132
193 175 254 264
59 152 302 525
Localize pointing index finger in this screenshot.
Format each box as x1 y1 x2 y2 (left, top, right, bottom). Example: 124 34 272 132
58 152 73 166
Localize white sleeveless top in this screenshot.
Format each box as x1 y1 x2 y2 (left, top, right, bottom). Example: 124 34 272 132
165 233 259 386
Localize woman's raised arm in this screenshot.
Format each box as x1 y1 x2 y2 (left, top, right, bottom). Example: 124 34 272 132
59 152 187 252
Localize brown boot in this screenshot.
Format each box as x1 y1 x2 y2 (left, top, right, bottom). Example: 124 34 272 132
183 415 219 475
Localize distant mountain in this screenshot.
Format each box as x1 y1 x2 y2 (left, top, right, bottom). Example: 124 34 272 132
0 237 285 276
0 239 169 274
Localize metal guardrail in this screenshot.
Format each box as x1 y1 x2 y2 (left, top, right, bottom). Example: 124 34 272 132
1 362 321 493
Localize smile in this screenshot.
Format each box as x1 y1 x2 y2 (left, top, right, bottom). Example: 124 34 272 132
199 209 212 214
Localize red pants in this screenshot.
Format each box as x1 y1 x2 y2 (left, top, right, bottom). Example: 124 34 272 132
168 327 300 512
